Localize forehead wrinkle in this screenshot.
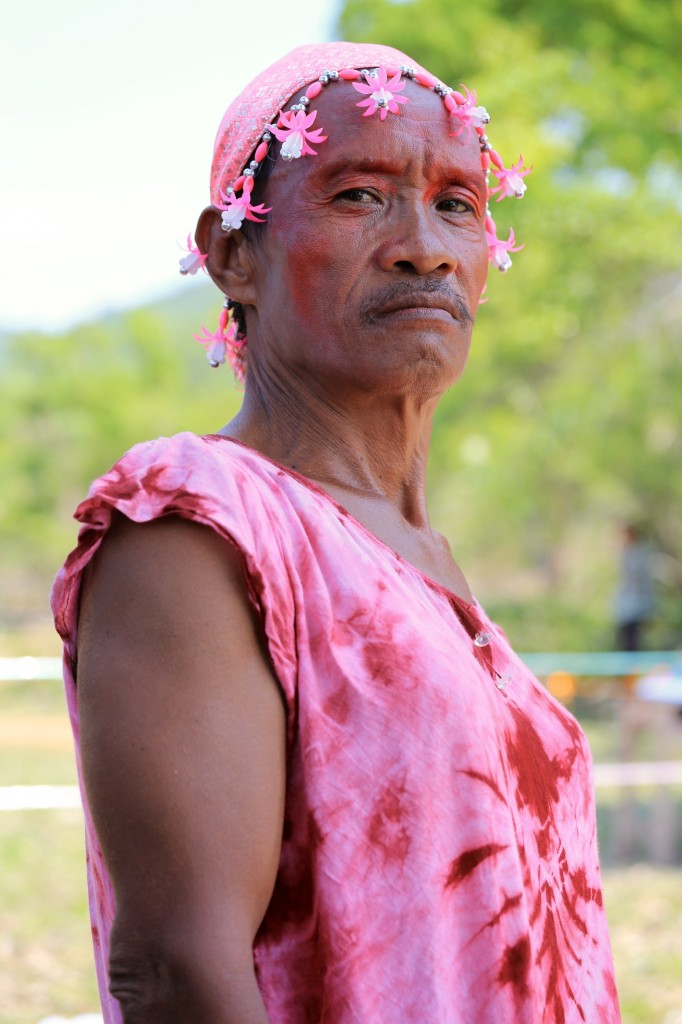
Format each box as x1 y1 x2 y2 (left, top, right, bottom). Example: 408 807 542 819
317 153 485 192
264 79 486 203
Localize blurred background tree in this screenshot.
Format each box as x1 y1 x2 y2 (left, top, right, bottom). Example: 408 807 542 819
1 0 680 652
0 289 241 648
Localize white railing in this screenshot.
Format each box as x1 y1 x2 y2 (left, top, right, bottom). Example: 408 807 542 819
2 655 681 860
3 652 682 682
0 656 62 681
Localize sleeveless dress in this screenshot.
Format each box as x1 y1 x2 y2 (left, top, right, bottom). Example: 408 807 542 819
51 432 621 1024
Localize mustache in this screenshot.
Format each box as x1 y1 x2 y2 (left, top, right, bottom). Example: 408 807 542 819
359 279 474 326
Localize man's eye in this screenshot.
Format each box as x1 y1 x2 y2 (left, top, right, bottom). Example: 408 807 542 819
438 197 476 214
336 188 377 203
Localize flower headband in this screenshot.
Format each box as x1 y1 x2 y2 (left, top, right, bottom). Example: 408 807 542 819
180 46 531 381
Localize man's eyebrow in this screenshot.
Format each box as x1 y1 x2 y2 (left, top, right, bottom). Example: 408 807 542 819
318 156 486 188
319 157 404 180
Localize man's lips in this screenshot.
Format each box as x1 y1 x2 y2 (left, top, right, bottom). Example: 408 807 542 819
362 286 474 326
375 296 460 321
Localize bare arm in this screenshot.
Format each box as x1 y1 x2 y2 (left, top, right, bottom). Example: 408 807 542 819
76 513 286 1023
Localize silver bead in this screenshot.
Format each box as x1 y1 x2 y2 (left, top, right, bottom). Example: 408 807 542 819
377 97 389 108
262 131 272 141
328 70 339 80
209 359 220 368
496 673 512 692
299 96 310 107
249 160 259 170
243 167 254 176
474 631 492 648
179 266 188 276
281 151 294 161
226 186 234 195
406 67 415 78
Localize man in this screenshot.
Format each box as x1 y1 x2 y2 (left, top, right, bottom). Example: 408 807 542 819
53 42 620 1023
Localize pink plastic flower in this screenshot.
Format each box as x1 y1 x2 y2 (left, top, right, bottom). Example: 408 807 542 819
270 109 328 160
178 234 208 275
449 87 490 139
195 308 246 382
486 224 523 272
353 67 409 120
195 325 230 367
489 155 532 201
218 190 271 231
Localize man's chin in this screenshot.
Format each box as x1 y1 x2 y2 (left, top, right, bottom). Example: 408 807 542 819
353 333 470 396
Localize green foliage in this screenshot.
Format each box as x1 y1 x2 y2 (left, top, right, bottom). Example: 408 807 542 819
0 286 241 606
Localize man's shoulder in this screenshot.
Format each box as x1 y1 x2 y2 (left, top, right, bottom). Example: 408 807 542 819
115 431 246 471
102 432 283 497
54 432 304 644
89 432 267 506
85 432 328 554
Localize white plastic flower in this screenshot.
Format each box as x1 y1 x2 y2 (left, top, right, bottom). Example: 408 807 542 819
489 155 532 202
221 203 247 231
485 225 523 272
470 104 491 129
271 109 327 160
178 234 207 275
353 67 409 120
281 132 304 160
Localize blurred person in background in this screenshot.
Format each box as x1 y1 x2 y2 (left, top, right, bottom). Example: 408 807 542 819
52 41 620 1024
614 523 656 651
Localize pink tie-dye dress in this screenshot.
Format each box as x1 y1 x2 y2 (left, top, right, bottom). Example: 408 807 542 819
52 432 620 1024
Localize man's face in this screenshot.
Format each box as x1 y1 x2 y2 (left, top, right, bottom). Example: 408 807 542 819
246 78 489 397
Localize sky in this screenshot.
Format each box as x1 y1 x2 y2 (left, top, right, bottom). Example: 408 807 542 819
0 0 341 331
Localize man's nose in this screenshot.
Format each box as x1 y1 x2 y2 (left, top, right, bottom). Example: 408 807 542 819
374 203 457 276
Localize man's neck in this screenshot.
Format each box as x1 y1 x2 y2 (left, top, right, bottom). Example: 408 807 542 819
220 372 439 530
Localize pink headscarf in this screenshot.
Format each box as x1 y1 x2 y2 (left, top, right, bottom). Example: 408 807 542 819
210 42 431 204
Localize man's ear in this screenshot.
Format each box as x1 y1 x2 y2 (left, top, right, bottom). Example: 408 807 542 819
194 206 257 305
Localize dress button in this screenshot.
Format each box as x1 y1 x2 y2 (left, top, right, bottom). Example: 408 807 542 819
473 631 492 647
